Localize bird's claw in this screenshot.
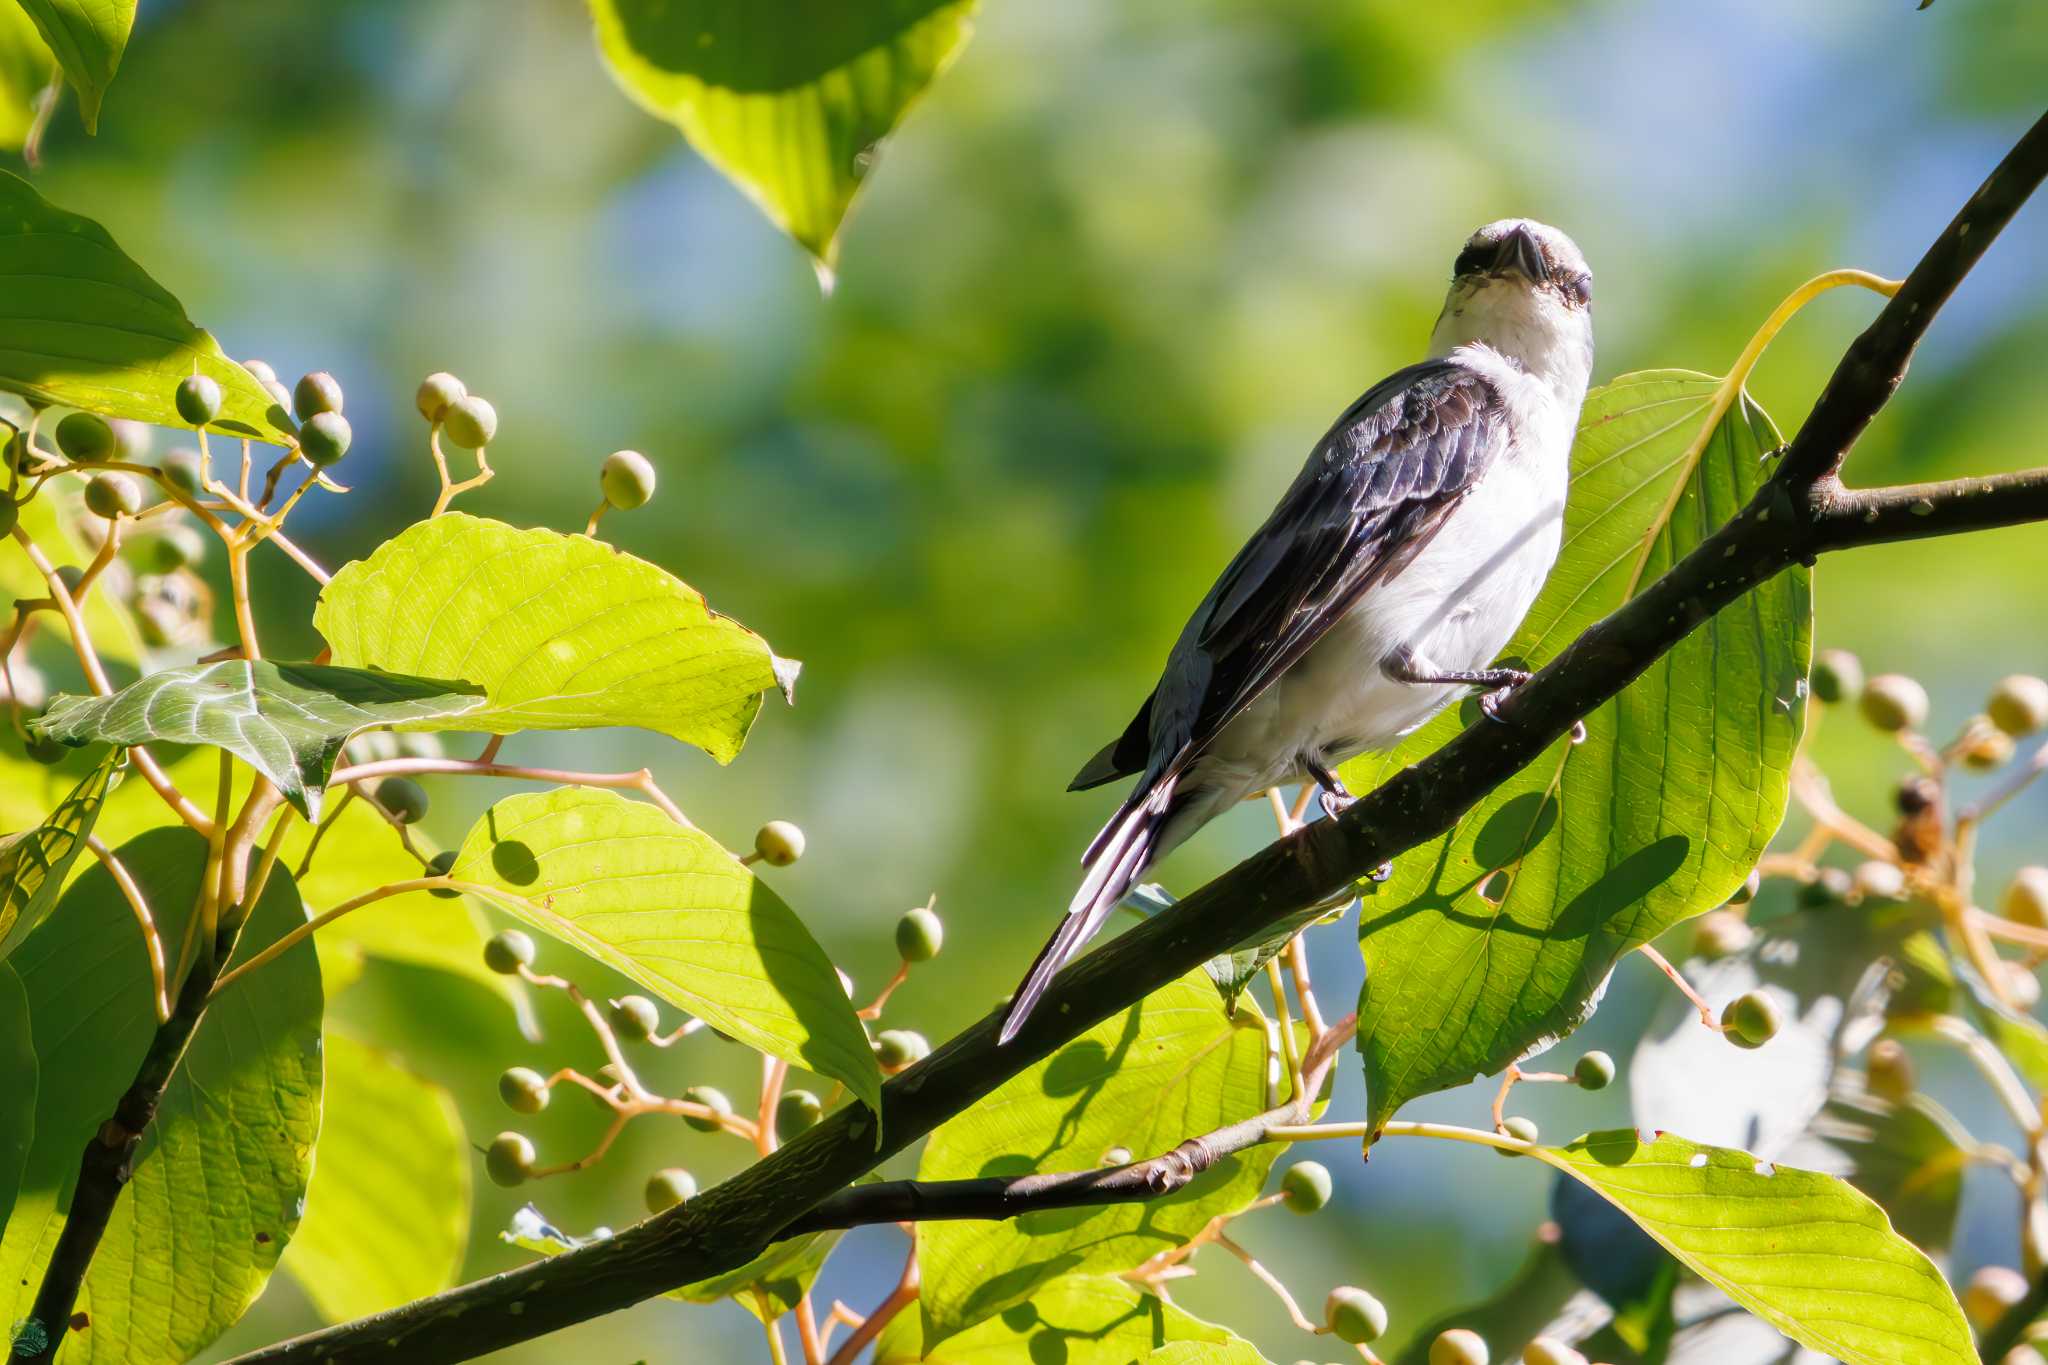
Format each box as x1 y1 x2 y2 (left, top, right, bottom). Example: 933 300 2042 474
1318 787 1357 820
1477 670 1534 725
1367 860 1393 883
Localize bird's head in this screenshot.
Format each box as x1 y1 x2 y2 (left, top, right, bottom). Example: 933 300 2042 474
1429 219 1594 399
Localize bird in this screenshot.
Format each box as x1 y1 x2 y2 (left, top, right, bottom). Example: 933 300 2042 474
999 219 1596 1045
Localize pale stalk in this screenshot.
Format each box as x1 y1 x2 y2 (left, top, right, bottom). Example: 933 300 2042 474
210 876 459 995
794 1297 824 1365
86 835 168 1023
1636 942 1721 1029
824 1249 917 1365
1930 1014 2040 1135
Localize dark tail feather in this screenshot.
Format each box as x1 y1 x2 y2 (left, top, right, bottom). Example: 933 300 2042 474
998 776 1177 1045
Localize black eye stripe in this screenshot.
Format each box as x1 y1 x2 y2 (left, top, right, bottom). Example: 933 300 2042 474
1452 245 1488 278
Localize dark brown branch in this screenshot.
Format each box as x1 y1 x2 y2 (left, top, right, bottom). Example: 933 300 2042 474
1808 467 2048 551
227 108 2048 1365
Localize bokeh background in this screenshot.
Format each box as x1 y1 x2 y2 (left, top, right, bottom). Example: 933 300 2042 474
8 0 2044 1359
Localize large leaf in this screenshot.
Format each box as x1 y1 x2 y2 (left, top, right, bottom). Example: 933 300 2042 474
0 746 116 963
1346 371 1809 1130
285 1034 469 1323
0 827 322 1365
0 6 54 151
1792 1090 1973 1252
315 514 795 762
32 659 487 819
0 172 288 438
874 1274 1270 1364
450 787 880 1113
587 0 976 274
916 972 1282 1342
0 964 32 1233
14 0 132 132
1538 1129 1972 1365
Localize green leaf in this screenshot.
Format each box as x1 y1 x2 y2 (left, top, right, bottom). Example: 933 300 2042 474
315 514 796 761
1539 1129 1972 1365
0 171 289 438
451 786 879 1113
284 1033 469 1323
32 659 487 819
503 1203 844 1319
1346 371 1809 1130
1800 1090 1973 1252
0 826 322 1365
587 0 976 274
0 746 117 963
0 964 32 1232
874 1274 1270 1364
0 6 55 151
15 0 133 132
916 972 1284 1342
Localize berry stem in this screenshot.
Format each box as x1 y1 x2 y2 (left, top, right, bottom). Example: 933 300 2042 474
1635 942 1720 1030
85 834 169 1024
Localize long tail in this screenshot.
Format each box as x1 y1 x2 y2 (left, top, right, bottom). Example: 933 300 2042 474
998 774 1179 1045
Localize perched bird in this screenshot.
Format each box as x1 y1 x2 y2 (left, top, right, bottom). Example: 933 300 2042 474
1000 219 1596 1044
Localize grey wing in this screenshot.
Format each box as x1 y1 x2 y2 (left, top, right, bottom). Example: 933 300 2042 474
1070 359 1513 791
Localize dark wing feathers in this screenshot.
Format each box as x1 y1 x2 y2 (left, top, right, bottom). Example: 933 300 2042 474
1068 359 1511 791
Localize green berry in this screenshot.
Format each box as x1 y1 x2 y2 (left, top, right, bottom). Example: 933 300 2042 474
1728 868 1761 905
1495 1115 1539 1154
55 412 115 462
1430 1328 1490 1365
241 358 278 386
1692 910 1753 960
609 994 660 1042
1989 675 2048 738
600 450 656 511
682 1085 732 1133
498 1066 550 1114
895 905 944 962
298 411 351 467
0 494 16 537
109 419 151 460
754 820 805 867
1279 1160 1333 1214
644 1167 697 1213
129 523 206 574
485 1132 536 1187
416 372 466 423
293 370 344 421
175 375 223 426
776 1089 824 1137
1522 1339 1588 1365
261 378 294 414
1867 1037 1914 1103
24 732 66 765
1573 1050 1615 1090
1811 648 1861 705
377 776 428 824
483 929 536 975
1722 990 1781 1049
1324 1286 1388 1344
873 1029 930 1068
160 449 203 496
2003 868 2048 930
54 565 84 596
442 395 498 449
84 472 141 520
1860 673 1928 733
426 849 460 897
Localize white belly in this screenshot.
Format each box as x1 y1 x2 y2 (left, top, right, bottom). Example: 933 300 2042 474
1196 449 1567 798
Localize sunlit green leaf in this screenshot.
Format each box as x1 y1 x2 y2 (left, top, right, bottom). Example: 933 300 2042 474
0 964 32 1233
1539 1129 1972 1365
0 826 321 1365
917 972 1284 1343
451 786 880 1113
315 514 796 761
587 0 976 274
1346 371 1808 1130
1798 1089 1973 1252
875 1274 1270 1363
15 0 132 133
32 659 487 819
0 746 116 963
285 1033 469 1323
0 7 54 151
0 171 289 437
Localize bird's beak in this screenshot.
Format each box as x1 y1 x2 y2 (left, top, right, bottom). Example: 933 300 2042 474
1495 225 1546 283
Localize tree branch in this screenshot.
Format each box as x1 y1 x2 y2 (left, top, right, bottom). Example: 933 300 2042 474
227 106 2048 1365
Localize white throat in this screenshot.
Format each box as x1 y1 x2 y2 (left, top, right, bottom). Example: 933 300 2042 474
1428 276 1594 409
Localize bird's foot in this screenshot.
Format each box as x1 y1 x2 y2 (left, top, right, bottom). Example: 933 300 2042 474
1367 859 1394 883
1305 759 1357 820
1477 669 1534 725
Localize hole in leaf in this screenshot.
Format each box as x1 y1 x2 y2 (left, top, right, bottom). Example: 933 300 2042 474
1478 870 1511 905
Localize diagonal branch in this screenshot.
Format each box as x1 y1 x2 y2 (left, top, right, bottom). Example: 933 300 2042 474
227 106 2048 1365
